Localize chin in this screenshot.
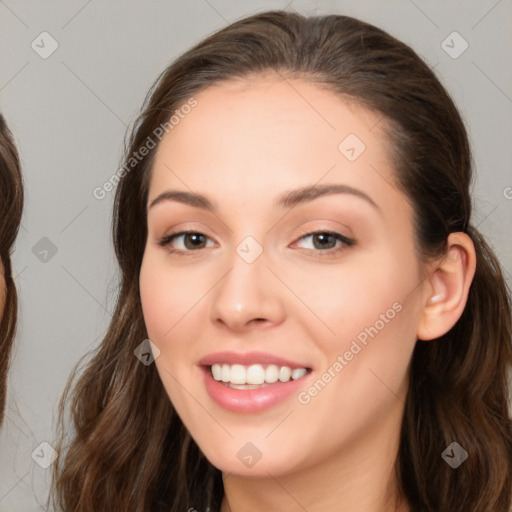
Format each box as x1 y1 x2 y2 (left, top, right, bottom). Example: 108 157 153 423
199 440 305 478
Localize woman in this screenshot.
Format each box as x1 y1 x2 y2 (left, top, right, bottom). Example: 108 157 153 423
52 10 512 512
0 114 24 427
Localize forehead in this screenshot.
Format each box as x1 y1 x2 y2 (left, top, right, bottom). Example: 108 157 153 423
148 75 399 210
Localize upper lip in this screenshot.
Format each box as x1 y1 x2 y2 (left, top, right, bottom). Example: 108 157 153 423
198 351 312 370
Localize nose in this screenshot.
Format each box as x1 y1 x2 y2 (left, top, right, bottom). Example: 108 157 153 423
209 242 285 333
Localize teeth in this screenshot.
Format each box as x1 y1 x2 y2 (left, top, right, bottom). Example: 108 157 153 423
210 363 309 385
279 366 292 382
291 368 308 380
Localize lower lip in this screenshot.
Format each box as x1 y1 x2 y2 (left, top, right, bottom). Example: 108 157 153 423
201 366 311 413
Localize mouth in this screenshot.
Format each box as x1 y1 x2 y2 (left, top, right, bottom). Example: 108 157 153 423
198 351 314 412
199 360 314 413
206 363 313 390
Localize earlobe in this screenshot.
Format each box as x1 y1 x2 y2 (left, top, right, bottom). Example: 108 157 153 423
417 233 476 341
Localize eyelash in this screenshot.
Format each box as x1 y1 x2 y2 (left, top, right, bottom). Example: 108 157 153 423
157 229 355 258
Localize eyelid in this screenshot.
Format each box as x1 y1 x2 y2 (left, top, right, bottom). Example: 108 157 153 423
293 223 353 243
156 221 215 243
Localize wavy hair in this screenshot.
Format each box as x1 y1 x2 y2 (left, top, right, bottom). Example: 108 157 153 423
51 10 512 512
0 113 24 426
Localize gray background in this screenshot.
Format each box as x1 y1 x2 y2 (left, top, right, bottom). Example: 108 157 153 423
0 0 511 509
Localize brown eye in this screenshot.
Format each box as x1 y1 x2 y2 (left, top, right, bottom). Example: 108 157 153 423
294 230 354 256
158 231 214 254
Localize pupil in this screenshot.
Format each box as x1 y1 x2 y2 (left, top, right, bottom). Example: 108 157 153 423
314 233 334 249
186 233 204 249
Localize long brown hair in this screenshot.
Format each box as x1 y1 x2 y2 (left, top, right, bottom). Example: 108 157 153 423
0 113 24 426
51 10 512 511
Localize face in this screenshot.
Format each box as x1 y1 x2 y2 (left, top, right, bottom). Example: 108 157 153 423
139 74 429 477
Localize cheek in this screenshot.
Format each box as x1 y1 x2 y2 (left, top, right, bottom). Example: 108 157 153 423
293 250 415 345
139 259 167 338
139 252 193 340
139 250 210 369
292 246 421 418
139 252 201 413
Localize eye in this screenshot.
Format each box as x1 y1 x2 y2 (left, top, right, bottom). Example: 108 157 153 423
158 230 215 255
157 229 355 257
293 230 354 256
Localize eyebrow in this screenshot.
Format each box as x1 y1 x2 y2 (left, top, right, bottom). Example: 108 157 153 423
148 183 380 212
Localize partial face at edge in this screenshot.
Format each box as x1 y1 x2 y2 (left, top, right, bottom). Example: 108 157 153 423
139 75 428 476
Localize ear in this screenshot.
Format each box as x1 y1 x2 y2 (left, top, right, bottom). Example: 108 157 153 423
416 232 476 341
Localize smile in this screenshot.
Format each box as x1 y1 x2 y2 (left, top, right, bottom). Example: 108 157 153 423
201 364 313 413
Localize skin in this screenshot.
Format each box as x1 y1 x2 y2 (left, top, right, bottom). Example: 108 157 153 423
139 73 476 512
